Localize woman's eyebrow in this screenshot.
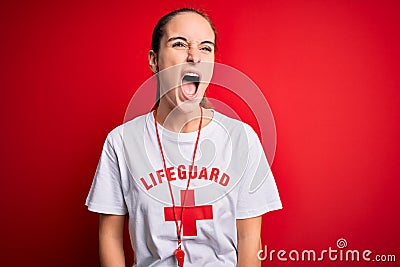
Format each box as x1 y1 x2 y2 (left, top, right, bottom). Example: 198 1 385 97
167 36 188 43
167 36 215 46
201 40 215 47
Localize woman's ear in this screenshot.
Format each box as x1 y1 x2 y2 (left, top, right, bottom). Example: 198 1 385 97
148 50 158 73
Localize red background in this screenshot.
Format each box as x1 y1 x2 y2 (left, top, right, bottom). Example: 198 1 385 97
1 0 399 266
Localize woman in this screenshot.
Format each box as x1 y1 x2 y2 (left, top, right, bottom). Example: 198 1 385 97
86 8 282 267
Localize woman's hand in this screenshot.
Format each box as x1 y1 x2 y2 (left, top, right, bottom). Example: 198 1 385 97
236 216 262 267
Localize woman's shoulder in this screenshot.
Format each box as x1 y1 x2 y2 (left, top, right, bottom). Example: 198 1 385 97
213 110 255 135
105 112 152 144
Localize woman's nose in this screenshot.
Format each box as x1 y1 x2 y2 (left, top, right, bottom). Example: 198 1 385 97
187 47 201 63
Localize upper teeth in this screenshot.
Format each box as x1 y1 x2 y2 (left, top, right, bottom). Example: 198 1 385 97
185 72 199 77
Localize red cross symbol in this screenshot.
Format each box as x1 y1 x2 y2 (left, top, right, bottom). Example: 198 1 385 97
164 190 213 237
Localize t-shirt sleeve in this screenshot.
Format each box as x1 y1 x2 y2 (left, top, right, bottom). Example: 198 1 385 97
85 132 128 215
236 125 282 219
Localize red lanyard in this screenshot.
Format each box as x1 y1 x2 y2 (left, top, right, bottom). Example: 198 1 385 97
154 106 203 267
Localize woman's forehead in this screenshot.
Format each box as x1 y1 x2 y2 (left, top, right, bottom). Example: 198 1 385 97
164 12 215 41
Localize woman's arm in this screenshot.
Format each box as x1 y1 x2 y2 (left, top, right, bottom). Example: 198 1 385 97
99 214 126 267
236 216 262 267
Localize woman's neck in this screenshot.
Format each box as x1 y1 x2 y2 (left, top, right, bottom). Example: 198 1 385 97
155 101 213 133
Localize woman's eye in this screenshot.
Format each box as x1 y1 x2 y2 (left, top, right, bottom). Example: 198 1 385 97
172 42 187 48
201 46 213 52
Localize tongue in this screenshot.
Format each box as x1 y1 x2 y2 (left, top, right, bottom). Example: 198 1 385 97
182 82 197 97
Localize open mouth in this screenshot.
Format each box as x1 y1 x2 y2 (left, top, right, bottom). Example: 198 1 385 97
181 72 200 99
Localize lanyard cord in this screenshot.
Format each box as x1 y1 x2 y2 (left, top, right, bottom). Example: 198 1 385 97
154 106 203 247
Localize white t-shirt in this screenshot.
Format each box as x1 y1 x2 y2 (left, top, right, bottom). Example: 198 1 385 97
86 110 282 267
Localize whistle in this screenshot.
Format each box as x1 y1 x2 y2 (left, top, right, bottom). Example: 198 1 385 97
174 248 185 267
